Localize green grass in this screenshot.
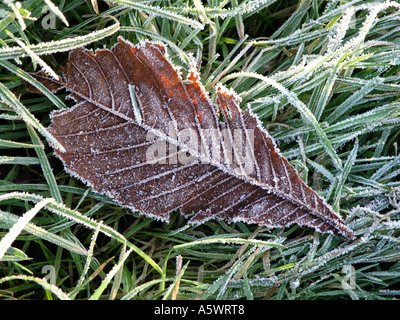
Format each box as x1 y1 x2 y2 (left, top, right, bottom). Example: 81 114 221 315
1 0 400 300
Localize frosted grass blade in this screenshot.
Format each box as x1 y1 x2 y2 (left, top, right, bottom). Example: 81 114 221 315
0 210 87 256
0 198 53 260
0 82 65 152
0 21 119 60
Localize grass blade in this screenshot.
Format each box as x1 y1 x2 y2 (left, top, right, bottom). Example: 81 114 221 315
0 198 53 260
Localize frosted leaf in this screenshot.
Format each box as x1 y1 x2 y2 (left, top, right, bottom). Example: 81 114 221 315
27 37 355 239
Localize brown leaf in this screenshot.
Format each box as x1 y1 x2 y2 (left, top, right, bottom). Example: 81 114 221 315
28 37 355 239
24 70 64 94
